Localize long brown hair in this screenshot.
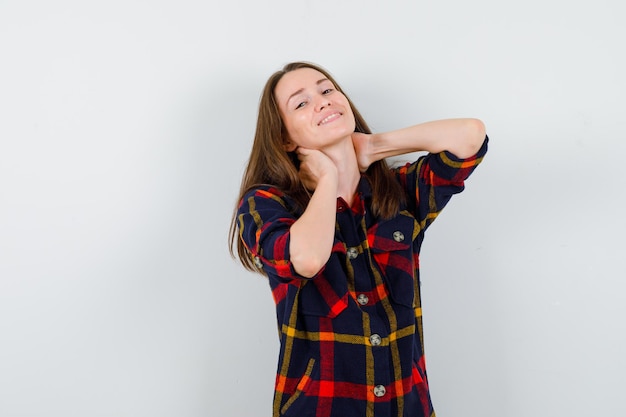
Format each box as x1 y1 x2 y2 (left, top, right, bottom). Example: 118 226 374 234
228 62 405 272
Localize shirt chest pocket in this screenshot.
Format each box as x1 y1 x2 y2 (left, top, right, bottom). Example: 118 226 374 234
367 211 418 308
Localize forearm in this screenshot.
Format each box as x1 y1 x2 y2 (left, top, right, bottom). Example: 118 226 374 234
289 175 338 278
370 118 486 162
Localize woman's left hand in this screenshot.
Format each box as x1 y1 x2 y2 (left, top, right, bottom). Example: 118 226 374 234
351 132 374 172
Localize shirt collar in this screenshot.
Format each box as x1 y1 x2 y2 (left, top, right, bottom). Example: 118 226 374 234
336 175 372 215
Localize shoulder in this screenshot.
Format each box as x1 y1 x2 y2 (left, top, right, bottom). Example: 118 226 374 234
239 185 300 215
242 184 288 202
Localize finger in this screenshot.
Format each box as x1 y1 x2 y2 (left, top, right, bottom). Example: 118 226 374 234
296 146 314 155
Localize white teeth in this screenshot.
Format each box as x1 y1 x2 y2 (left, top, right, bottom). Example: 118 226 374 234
319 113 340 125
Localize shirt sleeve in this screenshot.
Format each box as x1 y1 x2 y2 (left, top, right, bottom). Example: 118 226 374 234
237 185 315 282
393 135 488 231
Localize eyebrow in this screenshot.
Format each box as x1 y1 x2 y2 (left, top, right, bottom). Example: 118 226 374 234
286 78 330 106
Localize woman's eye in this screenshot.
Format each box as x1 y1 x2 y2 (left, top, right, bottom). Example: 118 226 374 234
322 88 334 94
296 101 306 109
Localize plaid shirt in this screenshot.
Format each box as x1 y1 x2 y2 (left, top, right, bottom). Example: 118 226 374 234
237 137 488 417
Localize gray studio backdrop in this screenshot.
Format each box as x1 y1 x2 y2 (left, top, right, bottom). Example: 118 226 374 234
1 1 624 416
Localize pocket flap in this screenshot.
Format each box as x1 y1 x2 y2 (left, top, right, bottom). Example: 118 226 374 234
368 210 416 253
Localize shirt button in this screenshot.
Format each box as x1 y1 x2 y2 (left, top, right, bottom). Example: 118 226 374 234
370 334 382 346
253 256 263 268
357 294 369 306
393 231 405 242
373 385 386 397
347 247 359 260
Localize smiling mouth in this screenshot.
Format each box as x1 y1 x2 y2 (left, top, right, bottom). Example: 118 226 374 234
318 112 342 126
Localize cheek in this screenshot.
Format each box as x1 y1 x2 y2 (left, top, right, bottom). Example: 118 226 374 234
286 115 313 142
347 111 356 129
342 110 356 132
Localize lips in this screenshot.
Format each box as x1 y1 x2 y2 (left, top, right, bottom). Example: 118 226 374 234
317 112 342 126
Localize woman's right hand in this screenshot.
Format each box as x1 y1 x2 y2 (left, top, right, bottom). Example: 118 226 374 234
289 147 339 278
296 147 338 191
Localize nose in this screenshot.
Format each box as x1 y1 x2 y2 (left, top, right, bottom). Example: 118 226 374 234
315 95 331 112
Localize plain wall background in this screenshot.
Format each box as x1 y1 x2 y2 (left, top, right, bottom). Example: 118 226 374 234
1 0 624 416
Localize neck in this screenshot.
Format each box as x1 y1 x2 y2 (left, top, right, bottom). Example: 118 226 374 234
321 136 361 205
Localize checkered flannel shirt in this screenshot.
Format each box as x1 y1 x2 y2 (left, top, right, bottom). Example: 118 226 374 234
237 137 488 417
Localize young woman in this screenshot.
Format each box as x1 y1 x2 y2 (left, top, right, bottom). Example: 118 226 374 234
229 62 488 417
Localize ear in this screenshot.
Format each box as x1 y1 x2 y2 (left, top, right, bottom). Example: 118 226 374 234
283 138 297 152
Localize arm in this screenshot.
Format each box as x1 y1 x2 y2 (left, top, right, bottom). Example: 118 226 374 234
288 148 338 278
353 118 486 171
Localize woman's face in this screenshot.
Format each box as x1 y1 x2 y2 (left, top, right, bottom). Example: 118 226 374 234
274 67 356 151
